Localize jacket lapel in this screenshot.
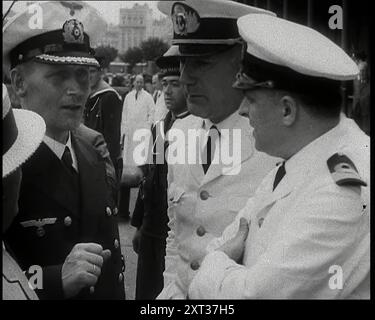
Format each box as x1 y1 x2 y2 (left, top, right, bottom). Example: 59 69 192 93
201 115 254 185
23 143 79 215
72 133 106 238
255 177 293 214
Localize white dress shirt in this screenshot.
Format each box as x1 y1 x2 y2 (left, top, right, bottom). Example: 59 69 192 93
43 132 78 172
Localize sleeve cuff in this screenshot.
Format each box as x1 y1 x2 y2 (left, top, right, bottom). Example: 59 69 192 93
189 251 236 299
36 264 64 300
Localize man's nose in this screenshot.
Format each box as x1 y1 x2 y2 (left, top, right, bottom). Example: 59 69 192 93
238 98 250 118
164 83 172 94
66 77 88 97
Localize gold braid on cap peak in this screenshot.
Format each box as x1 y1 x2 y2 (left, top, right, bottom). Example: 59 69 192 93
35 54 99 66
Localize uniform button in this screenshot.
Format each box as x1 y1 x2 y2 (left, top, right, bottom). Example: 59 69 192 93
106 207 112 217
114 239 120 249
196 226 206 237
200 190 209 200
190 261 200 271
36 227 45 237
258 218 264 228
113 207 118 216
118 273 124 283
64 216 72 227
89 286 95 294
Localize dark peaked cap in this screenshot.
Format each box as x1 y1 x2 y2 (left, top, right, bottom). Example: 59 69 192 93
156 46 181 78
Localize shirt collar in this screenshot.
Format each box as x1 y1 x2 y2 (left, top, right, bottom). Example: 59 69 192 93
43 132 73 160
203 110 239 132
175 110 190 119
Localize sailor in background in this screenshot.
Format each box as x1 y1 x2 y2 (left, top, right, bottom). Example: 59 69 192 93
84 55 123 192
131 46 190 300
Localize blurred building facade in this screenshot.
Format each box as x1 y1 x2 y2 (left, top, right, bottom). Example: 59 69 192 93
98 24 121 49
119 3 153 53
150 16 173 45
95 3 172 54
237 0 370 132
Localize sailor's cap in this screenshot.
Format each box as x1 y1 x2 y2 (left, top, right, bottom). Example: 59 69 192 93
233 14 359 92
157 0 275 56
3 1 107 71
156 46 181 78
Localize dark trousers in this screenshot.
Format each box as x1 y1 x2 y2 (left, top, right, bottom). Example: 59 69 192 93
135 233 166 300
118 186 131 220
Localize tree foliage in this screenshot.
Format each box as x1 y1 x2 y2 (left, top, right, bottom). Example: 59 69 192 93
120 46 143 73
93 45 118 69
140 37 169 61
119 38 169 74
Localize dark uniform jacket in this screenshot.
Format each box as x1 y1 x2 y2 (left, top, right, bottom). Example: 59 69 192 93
5 126 125 300
131 111 173 238
132 111 191 237
84 84 123 183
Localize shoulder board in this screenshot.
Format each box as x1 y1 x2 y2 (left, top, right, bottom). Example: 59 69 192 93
327 153 367 187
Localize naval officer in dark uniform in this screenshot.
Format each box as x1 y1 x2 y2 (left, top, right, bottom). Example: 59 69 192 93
131 46 189 299
3 1 125 300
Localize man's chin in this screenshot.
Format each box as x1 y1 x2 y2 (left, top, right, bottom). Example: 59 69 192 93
63 118 83 132
187 103 208 119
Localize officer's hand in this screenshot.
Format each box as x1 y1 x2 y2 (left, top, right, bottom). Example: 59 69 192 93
132 229 142 254
217 218 250 264
62 243 111 298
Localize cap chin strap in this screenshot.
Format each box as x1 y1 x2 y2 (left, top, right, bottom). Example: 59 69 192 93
233 71 275 90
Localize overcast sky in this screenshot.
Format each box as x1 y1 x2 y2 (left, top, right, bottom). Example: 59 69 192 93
3 1 166 25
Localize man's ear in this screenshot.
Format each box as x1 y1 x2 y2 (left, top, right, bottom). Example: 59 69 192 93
10 68 27 98
279 95 298 126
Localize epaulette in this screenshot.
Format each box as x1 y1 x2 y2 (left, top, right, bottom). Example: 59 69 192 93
327 153 367 187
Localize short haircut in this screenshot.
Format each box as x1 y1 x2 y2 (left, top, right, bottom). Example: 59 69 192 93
293 89 342 118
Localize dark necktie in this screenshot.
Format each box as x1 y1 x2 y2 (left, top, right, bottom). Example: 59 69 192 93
273 162 286 191
202 125 219 174
62 146 76 175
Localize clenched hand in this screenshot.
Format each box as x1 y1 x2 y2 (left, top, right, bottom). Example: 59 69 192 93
62 243 111 298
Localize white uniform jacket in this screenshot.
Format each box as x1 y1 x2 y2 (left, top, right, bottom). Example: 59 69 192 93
158 111 279 299
3 245 39 300
154 92 168 123
188 116 370 299
121 89 155 166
